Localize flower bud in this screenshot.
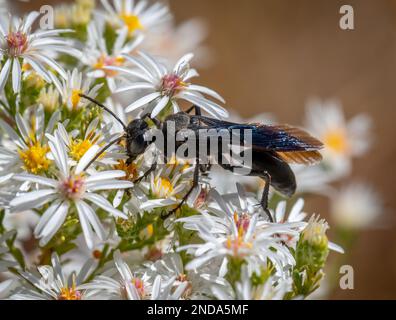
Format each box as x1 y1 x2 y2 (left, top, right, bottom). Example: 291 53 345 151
296 215 329 273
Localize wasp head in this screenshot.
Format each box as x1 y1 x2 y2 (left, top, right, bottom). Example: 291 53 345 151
126 119 150 162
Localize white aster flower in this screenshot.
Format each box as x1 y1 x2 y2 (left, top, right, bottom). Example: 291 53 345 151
56 120 124 166
273 198 307 247
106 51 227 118
82 19 144 91
11 253 94 300
304 98 372 176
81 250 182 300
330 182 382 229
138 165 193 212
9 129 133 249
0 105 60 180
100 0 171 37
0 11 80 93
52 68 102 110
212 266 292 300
178 187 303 276
146 253 220 300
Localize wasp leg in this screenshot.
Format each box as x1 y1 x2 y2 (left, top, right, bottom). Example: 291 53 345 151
83 136 124 171
162 159 200 219
185 105 202 116
134 161 157 184
260 171 274 222
141 112 161 128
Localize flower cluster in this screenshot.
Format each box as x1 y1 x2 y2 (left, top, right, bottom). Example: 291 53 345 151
0 0 378 300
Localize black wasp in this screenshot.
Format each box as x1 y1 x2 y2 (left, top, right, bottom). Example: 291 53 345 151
80 94 323 222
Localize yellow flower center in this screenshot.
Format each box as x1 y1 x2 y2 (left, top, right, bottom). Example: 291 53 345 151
71 89 83 109
226 235 253 255
153 177 173 198
58 287 82 300
94 55 125 77
114 160 138 181
131 277 145 298
120 14 143 34
323 129 349 154
225 213 253 255
70 139 93 161
22 63 32 72
166 156 191 173
139 224 154 240
18 142 51 174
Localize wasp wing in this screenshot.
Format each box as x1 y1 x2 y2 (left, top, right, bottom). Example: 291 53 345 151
190 116 323 165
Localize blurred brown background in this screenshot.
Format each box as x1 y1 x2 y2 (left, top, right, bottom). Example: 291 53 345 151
13 0 396 299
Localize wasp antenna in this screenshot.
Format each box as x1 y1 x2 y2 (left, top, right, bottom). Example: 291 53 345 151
83 135 124 172
79 94 127 131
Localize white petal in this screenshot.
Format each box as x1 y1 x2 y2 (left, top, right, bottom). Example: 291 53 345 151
15 113 30 142
83 193 128 219
38 202 69 245
86 180 134 191
75 201 95 249
23 57 52 82
114 250 133 281
151 96 169 117
22 11 40 33
125 92 161 113
122 54 156 81
178 91 228 118
34 200 63 236
138 51 164 78
115 83 155 93
13 174 57 188
75 145 100 174
113 189 125 208
78 200 106 241
328 242 344 254
10 189 56 209
86 170 126 183
0 59 11 92
103 66 152 82
174 53 194 74
12 59 21 93
188 84 225 103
